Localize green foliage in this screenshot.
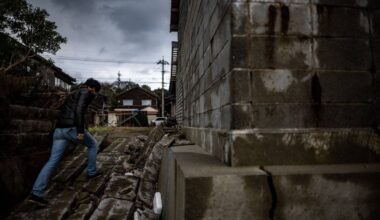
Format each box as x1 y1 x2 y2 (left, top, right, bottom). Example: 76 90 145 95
0 0 66 72
153 88 170 98
141 84 151 91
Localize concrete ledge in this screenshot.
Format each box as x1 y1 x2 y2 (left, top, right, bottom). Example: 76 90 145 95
159 144 380 220
184 127 380 166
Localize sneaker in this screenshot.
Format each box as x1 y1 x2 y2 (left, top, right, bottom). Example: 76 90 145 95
86 171 103 180
28 194 49 206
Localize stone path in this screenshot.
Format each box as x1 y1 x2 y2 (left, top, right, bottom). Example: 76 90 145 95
6 126 174 220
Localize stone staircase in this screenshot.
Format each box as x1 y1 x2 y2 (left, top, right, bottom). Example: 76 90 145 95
6 126 174 220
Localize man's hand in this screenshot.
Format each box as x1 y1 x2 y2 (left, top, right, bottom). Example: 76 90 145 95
77 133 84 140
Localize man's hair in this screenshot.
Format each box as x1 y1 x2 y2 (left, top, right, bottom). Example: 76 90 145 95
84 78 101 92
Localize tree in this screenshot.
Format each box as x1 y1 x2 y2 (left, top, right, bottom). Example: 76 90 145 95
141 84 151 91
153 88 170 98
0 0 66 73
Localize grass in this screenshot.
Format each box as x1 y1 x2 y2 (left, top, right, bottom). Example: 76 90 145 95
88 126 114 134
88 126 152 135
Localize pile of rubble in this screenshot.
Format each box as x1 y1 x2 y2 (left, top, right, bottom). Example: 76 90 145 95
6 125 176 220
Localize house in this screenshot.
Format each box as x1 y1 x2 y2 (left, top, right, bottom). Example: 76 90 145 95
0 33 76 92
36 58 76 92
114 86 160 125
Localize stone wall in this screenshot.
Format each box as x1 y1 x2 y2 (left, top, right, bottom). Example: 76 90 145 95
177 0 380 166
0 105 58 218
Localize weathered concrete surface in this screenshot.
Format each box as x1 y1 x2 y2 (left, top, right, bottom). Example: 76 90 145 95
184 127 380 166
89 198 134 220
176 0 380 167
159 144 380 220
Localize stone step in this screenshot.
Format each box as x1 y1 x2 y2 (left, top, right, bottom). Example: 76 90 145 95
103 175 139 201
135 125 165 168
52 133 108 183
8 105 59 120
159 144 380 220
7 186 79 220
7 119 55 133
89 198 134 220
53 154 87 183
102 138 128 153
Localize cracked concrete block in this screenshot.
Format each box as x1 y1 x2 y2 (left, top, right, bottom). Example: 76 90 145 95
314 38 371 71
159 144 380 220
312 5 369 37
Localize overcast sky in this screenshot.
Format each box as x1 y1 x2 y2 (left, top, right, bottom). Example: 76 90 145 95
27 0 177 90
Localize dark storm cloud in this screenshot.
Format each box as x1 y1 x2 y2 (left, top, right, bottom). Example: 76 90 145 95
50 0 97 12
99 46 107 55
26 0 176 89
106 0 169 44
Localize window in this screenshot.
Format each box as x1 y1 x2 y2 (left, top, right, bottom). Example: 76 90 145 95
123 99 133 106
141 99 152 106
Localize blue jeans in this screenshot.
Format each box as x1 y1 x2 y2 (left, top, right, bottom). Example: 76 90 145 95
32 127 98 197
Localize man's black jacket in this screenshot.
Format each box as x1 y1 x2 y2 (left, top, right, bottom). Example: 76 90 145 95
56 88 95 133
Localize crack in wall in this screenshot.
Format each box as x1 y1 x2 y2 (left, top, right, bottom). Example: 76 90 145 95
259 166 277 220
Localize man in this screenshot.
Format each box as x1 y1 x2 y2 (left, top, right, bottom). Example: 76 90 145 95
29 78 102 206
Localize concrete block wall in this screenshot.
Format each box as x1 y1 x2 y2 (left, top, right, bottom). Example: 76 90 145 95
159 145 380 220
167 1 380 219
177 0 380 166
177 0 232 129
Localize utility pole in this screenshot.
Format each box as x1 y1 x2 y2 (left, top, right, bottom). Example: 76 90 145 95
117 71 121 89
157 57 169 117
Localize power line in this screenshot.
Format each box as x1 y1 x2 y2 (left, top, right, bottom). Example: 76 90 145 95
43 55 156 64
